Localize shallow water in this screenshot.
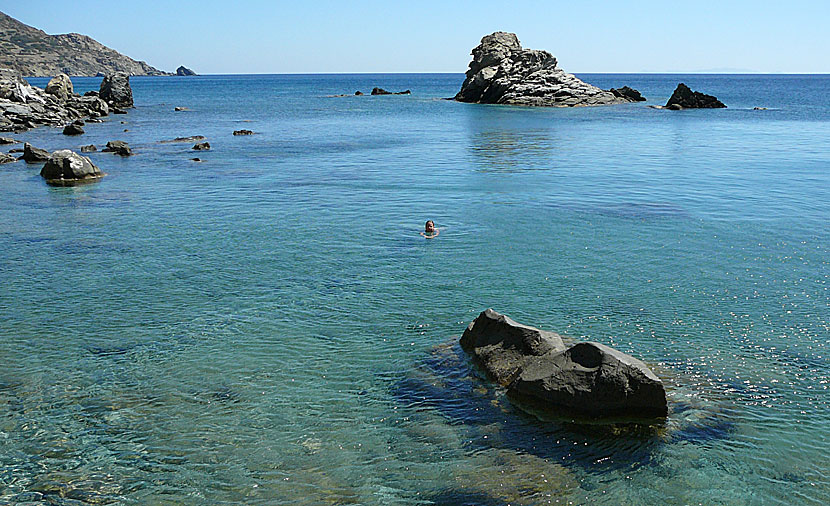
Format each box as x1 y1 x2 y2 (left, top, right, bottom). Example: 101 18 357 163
1 73 828 504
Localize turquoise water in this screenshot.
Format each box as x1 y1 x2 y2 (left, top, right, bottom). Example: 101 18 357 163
1 74 829 505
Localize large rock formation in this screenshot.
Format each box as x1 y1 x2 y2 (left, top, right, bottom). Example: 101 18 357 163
0 11 169 76
0 68 110 132
455 32 643 107
176 66 197 76
99 73 133 108
461 309 668 418
665 83 726 109
40 149 105 185
44 73 73 100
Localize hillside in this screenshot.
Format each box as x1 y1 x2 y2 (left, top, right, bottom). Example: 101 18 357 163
0 11 170 76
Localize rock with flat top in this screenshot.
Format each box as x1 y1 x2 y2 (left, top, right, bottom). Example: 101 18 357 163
665 83 726 109
233 129 253 135
40 149 104 185
455 32 641 107
461 309 566 384
371 87 411 95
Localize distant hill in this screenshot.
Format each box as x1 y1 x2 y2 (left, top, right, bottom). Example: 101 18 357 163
0 11 170 77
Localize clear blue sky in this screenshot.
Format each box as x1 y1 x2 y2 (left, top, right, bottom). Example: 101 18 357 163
2 0 828 74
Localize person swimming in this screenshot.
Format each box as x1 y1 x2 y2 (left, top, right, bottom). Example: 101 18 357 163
420 220 439 239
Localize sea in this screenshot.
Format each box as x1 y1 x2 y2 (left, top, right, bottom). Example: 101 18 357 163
1 73 828 505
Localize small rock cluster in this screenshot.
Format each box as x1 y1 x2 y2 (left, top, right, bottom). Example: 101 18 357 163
461 309 668 418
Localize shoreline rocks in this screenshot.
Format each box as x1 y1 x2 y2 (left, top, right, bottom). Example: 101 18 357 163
455 32 643 107
461 309 668 419
665 83 726 109
99 73 134 108
40 149 105 185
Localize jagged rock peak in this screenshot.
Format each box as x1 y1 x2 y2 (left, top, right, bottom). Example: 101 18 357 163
455 32 642 107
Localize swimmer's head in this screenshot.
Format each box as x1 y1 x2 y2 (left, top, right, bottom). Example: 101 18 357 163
425 220 435 233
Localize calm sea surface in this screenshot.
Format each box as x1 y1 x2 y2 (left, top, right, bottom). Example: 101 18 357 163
1 74 829 505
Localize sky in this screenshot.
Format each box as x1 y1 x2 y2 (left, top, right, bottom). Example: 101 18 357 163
2 0 829 74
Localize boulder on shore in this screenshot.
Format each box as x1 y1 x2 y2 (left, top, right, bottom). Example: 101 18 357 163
461 309 566 385
99 72 134 108
455 32 642 107
45 73 74 101
40 149 105 185
102 140 132 156
21 142 49 163
665 83 726 109
461 309 668 419
176 66 197 76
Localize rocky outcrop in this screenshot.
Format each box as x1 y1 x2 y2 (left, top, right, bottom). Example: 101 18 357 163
461 309 668 418
192 142 210 150
455 32 642 107
99 73 133 108
21 142 49 163
102 140 132 156
0 68 110 133
609 86 646 102
665 83 726 109
461 309 566 384
371 87 411 95
45 73 73 100
40 149 105 185
0 11 169 76
176 66 197 76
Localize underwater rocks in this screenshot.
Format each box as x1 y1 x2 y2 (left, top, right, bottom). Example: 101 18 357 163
40 149 105 185
455 32 643 107
99 72 133 108
461 309 668 418
665 83 726 109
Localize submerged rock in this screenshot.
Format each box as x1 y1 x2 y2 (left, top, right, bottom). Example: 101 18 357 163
461 309 565 385
40 149 105 185
21 142 49 163
455 32 640 107
371 87 411 95
102 140 132 156
461 309 667 419
233 129 253 135
508 342 668 418
665 83 726 109
176 66 197 76
99 72 133 108
161 135 205 143
192 141 210 150
45 73 74 100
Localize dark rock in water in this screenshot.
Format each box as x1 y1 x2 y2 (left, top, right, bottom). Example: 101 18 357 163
461 309 668 419
99 72 133 108
84 90 99 97
461 309 565 385
455 32 639 107
371 87 411 95
176 66 197 76
111 107 128 114
80 144 96 152
102 140 132 156
62 123 84 135
192 141 210 150
190 157 202 162
0 152 16 164
233 129 254 135
40 149 105 185
174 106 189 111
161 135 205 143
508 342 668 418
609 86 646 102
9 148 23 153
73 119 85 126
0 136 19 145
44 73 73 100
753 107 768 110
355 90 364 95
21 142 49 163
665 83 726 109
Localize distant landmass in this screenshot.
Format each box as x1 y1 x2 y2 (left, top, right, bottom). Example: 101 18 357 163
0 11 170 77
